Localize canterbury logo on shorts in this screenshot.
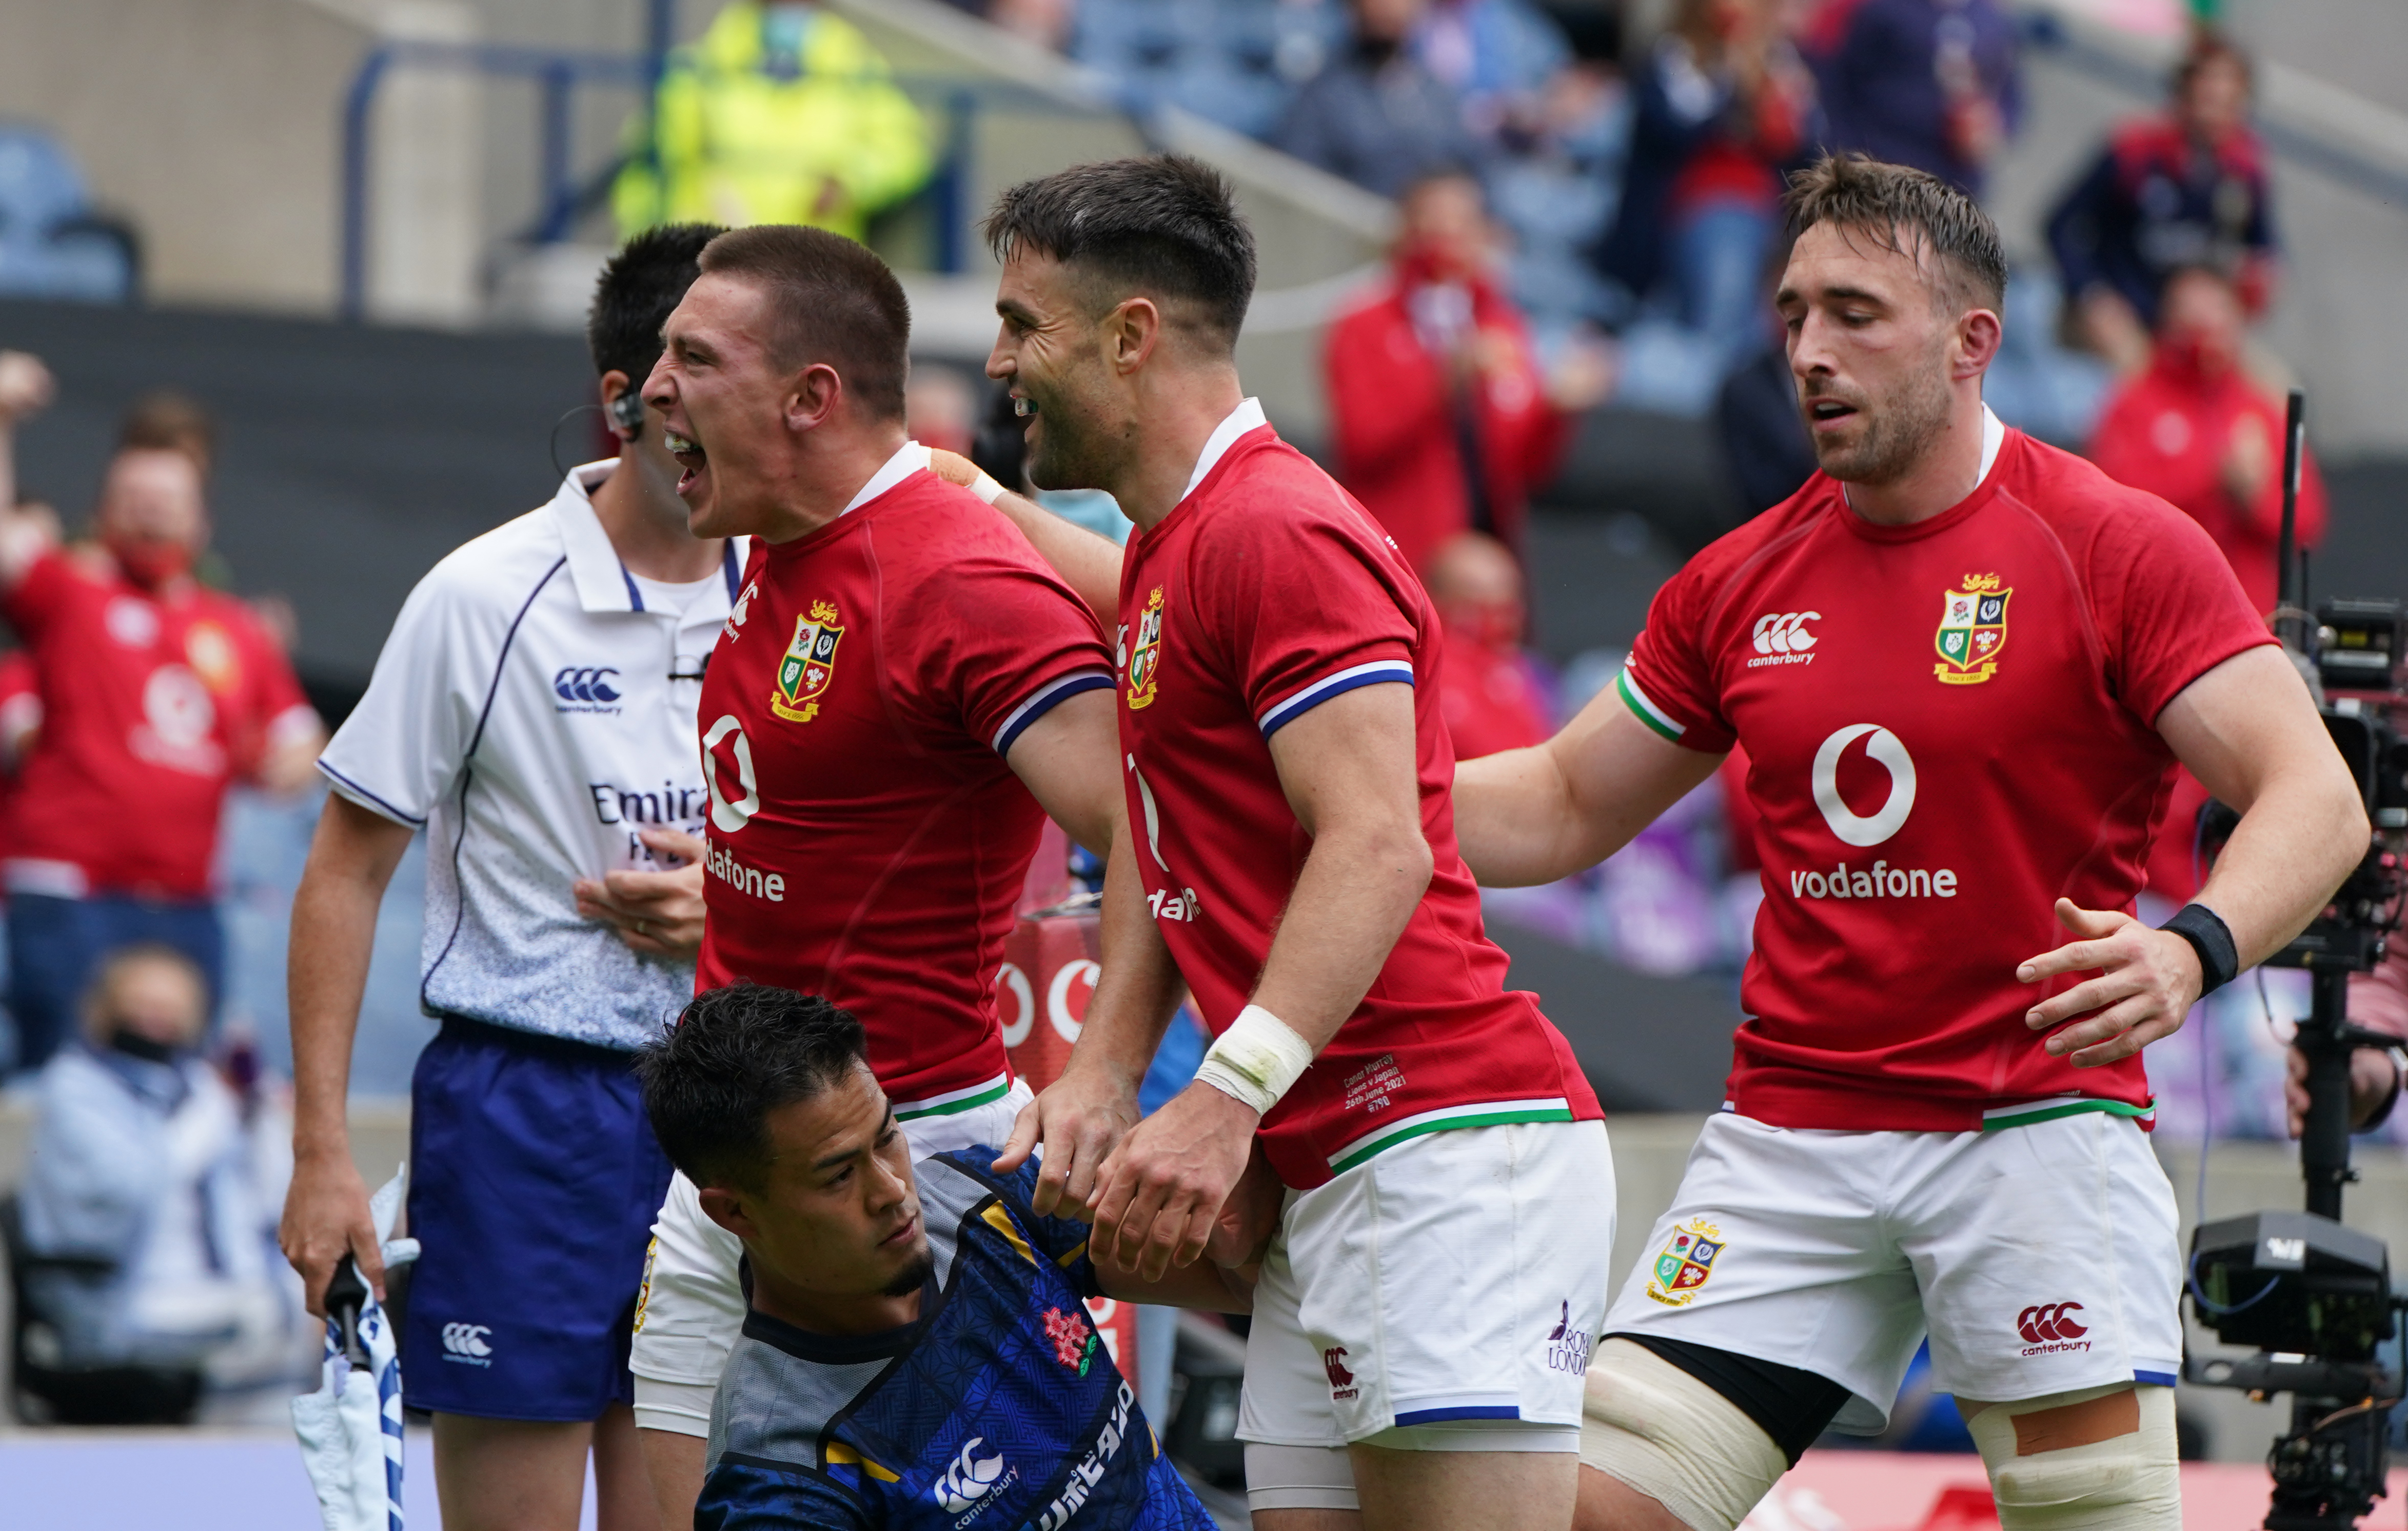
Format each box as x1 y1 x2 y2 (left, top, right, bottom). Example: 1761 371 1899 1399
441 1322 495 1365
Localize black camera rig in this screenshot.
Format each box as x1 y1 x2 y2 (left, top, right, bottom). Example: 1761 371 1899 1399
2187 393 2408 1530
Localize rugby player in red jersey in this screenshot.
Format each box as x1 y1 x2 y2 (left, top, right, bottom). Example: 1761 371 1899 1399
1454 156 2365 1531
628 225 1155 1526
980 156 1612 1531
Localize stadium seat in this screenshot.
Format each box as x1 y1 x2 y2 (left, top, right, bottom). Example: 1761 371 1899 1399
0 124 141 304
1071 0 1346 139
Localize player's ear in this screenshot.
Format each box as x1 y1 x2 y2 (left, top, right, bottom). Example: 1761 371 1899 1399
697 1183 761 1241
1953 304 2003 381
1106 297 1162 375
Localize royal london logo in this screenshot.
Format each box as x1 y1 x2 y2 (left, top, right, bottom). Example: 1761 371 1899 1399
1644 1219 1727 1307
1934 573 2010 685
1126 587 1164 710
771 600 843 723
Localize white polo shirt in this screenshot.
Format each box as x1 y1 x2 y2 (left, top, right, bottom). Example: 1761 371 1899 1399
319 462 745 1051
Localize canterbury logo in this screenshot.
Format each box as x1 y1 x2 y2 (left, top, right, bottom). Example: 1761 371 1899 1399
441 1322 492 1357
1752 611 1821 654
933 1436 1006 1514
552 666 621 703
2018 1302 2088 1343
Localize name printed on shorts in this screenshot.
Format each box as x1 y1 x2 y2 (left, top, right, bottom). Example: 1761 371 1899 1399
705 839 785 902
1787 859 1957 900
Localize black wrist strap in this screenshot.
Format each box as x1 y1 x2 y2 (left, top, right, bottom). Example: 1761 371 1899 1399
2159 902 2239 997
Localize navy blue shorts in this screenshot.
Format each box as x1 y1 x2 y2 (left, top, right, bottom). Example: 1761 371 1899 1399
404 1016 672 1422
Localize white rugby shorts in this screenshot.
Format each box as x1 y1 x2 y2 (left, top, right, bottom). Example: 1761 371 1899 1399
628 1077 1034 1436
1602 1108 2182 1433
1239 1118 1615 1450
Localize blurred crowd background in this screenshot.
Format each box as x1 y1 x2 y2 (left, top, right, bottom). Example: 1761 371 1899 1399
0 0 2405 1462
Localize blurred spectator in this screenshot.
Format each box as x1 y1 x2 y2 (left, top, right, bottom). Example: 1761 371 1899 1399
613 1 932 243
2045 30 2274 373
0 361 325 1076
1803 0 2018 197
17 945 297 1379
1325 171 1606 570
2087 265 2322 620
1487 13 1634 349
1414 0 1572 142
1595 0 1819 401
1072 0 1344 140
904 364 978 457
1712 230 1817 515
1273 0 1485 196
1427 531 1553 761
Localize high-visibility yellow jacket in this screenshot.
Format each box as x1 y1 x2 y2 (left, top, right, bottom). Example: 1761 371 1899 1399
613 2 932 243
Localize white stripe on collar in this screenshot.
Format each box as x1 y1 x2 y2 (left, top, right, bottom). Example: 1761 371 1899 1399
1978 403 2005 484
1181 397 1268 503
842 440 933 516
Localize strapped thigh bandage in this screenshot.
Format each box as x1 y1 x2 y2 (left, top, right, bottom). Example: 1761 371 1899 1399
1963 1384 2180 1530
1578 1339 1788 1531
1245 1442 1358 1513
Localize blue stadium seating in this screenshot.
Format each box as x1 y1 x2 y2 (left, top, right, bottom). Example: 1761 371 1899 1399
0 125 139 304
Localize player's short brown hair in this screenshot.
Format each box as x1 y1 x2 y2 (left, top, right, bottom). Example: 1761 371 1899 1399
1784 154 2007 316
699 226 910 422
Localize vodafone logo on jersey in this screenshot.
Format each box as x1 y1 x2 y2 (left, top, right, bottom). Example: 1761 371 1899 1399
1748 611 1820 668
1788 725 1961 903
701 715 759 832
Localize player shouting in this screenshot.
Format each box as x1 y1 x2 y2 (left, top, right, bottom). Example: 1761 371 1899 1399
282 224 735 1531
981 155 1612 1531
627 225 1149 1525
1453 156 2364 1531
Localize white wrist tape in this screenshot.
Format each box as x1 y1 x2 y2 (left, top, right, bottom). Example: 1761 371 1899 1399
969 470 1009 505
1195 1004 1315 1115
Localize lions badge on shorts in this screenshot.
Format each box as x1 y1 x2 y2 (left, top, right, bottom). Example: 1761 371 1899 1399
1645 1219 1727 1307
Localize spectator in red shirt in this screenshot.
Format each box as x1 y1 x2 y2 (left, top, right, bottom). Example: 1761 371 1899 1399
1325 170 1603 572
2087 265 2322 620
1427 530 1554 761
2087 265 2319 905
0 357 323 1074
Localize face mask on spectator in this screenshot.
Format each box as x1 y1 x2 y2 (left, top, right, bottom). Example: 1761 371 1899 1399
107 534 194 591
1443 597 1526 653
105 1024 181 1065
2158 329 2238 380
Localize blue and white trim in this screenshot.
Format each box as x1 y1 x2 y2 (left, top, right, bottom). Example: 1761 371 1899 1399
1393 1393 1522 1427
991 670 1115 757
1614 669 1685 743
1257 660 1415 738
2133 1368 2177 1387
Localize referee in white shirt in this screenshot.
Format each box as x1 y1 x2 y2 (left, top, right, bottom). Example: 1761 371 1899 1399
279 225 734 1531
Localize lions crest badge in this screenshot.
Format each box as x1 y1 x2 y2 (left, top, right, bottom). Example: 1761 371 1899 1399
1933 573 2010 685
1126 586 1165 710
771 600 843 723
1644 1219 1727 1307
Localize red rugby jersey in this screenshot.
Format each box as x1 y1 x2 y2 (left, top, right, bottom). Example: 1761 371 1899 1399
694 449 1114 1113
1621 416 2273 1130
1116 404 1600 1190
4 551 314 900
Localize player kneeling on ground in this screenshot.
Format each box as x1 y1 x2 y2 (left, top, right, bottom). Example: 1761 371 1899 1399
637 981 1267 1531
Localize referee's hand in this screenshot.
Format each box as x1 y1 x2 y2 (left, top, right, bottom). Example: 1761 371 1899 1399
574 828 707 960
2018 898 2202 1067
280 1152 385 1318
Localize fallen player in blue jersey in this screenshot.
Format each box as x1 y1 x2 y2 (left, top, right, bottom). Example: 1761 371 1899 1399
638 981 1270 1531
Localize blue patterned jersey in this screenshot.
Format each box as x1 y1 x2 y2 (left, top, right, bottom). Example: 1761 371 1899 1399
697 1149 1214 1531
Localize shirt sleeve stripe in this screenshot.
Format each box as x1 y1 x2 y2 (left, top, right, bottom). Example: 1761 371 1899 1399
991 670 1115 757
1615 668 1686 742
1256 660 1415 738
318 760 427 828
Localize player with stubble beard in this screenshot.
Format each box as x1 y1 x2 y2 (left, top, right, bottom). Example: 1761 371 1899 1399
1452 155 2364 1531
976 155 1614 1531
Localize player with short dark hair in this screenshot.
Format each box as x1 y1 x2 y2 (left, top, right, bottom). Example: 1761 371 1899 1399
1454 154 2364 1531
978 154 1614 1531
628 222 1151 1526
281 221 734 1531
637 981 1258 1531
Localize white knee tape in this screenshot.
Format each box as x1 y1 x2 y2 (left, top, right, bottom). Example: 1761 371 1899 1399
1244 1442 1358 1512
1578 1339 1787 1531
1965 1385 2180 1531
